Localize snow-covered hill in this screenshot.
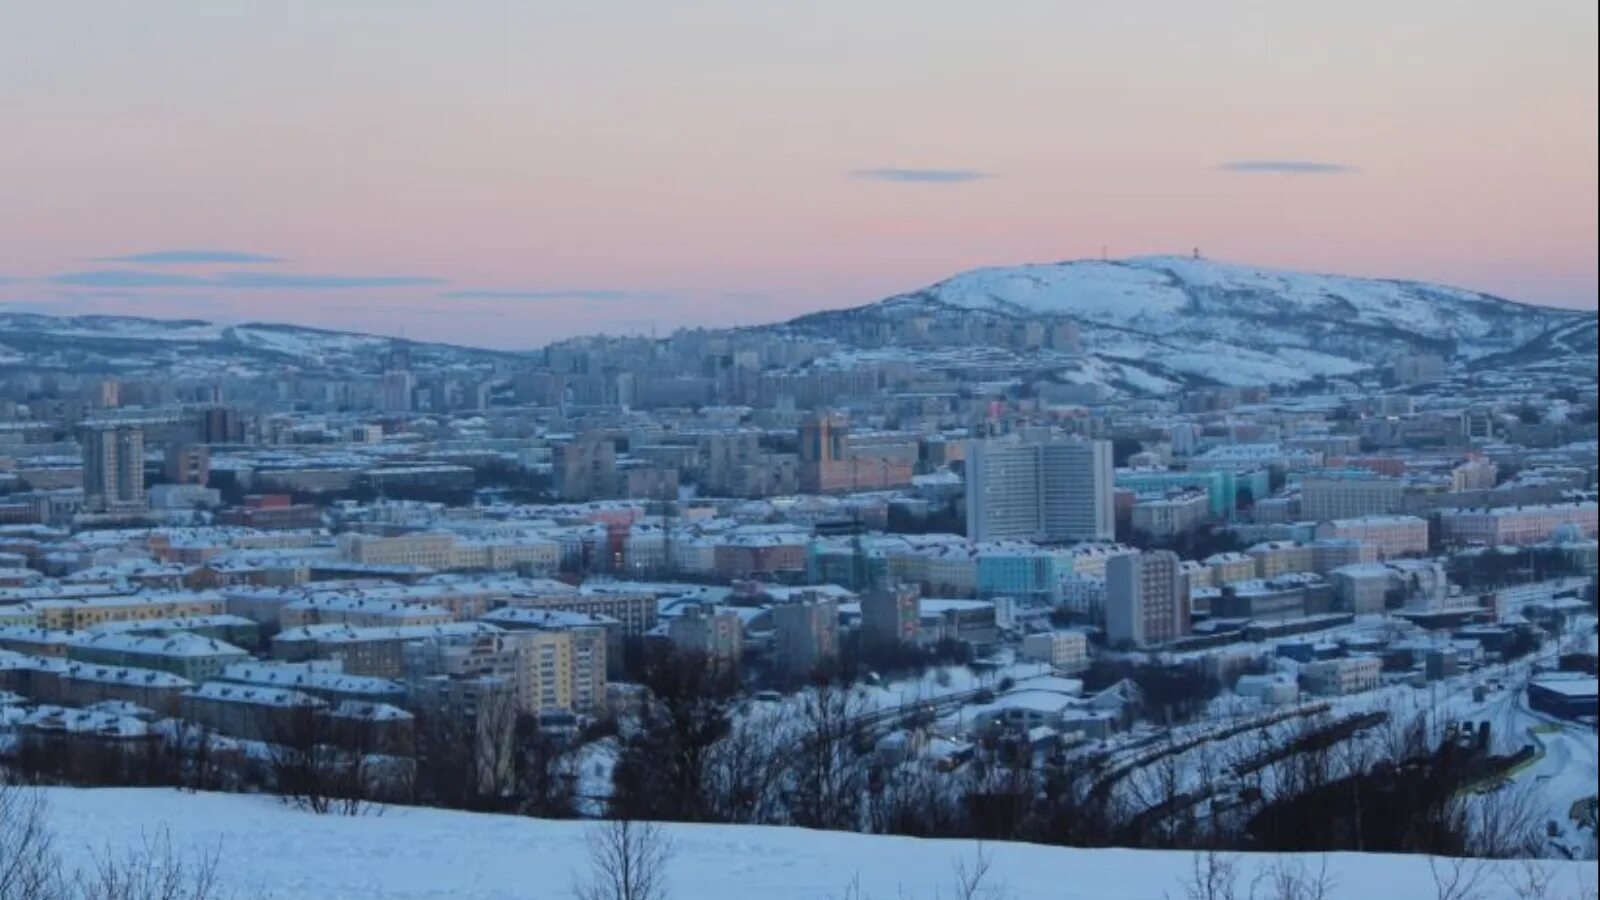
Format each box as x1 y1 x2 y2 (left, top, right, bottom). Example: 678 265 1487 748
41 788 1595 900
2 256 1592 390
790 255 1595 388
0 313 523 378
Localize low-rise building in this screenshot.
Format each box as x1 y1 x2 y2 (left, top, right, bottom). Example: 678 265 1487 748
1315 516 1429 559
67 631 250 682
272 622 505 678
666 605 744 666
1301 656 1381 695
1019 630 1090 673
1328 563 1393 614
1440 503 1598 547
1131 489 1210 538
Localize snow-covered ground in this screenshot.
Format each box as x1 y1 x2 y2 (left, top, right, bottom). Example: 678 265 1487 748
40 788 1598 900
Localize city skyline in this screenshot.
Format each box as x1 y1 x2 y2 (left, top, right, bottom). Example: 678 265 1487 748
2 1 1596 348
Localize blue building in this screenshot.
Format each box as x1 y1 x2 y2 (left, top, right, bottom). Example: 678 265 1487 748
976 545 1064 604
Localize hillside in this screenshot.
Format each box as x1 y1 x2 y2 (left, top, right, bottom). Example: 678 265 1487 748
787 256 1596 388
0 312 523 378
2 256 1593 391
40 788 1594 900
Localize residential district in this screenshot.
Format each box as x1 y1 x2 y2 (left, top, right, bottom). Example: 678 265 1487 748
0 330 1595 858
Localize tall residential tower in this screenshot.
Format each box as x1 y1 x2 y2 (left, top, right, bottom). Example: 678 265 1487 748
965 437 1114 542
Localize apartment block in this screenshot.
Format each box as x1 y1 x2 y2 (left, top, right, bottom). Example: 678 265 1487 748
966 437 1114 542
1300 474 1406 521
1439 502 1598 547
1314 515 1430 560
1105 550 1188 648
1019 630 1090 673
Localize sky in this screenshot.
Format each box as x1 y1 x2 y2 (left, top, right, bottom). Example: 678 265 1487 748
1 1 1595 349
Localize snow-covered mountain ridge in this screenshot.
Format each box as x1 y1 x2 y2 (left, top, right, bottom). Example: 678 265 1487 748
1 256 1593 390
787 255 1596 387
0 312 522 378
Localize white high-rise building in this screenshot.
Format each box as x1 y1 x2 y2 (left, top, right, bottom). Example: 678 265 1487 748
965 437 1113 543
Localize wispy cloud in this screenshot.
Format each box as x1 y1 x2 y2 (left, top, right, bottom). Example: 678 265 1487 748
7 292 238 317
49 270 440 290
217 272 441 290
95 249 286 265
850 167 992 183
443 288 676 303
1216 160 1357 174
52 270 209 288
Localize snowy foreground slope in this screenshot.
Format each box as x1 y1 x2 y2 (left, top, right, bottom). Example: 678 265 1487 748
44 788 1597 900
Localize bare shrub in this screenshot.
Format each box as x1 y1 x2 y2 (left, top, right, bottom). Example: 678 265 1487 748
73 831 229 900
1427 856 1488 900
1170 850 1239 900
573 819 672 900
1 785 60 900
1252 857 1335 900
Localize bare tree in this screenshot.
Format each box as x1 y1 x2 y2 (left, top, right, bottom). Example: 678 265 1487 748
267 706 370 816
609 648 736 823
1251 857 1335 900
1169 850 1239 900
868 757 971 840
513 714 577 819
1498 859 1557 900
702 707 791 825
827 847 1009 900
789 677 871 831
1427 857 1488 900
1 784 61 900
2 789 238 900
73 831 229 900
945 845 1007 900
573 819 672 900
1458 783 1543 860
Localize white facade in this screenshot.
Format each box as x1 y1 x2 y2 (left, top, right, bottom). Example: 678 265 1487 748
965 437 1113 543
1301 656 1381 695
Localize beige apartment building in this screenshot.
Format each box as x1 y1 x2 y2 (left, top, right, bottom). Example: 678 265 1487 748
336 531 561 573
337 532 457 569
402 626 607 714
1314 515 1430 560
1203 552 1258 586
1247 541 1317 578
20 592 225 630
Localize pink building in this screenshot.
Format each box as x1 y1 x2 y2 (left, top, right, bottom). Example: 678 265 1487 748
1315 515 1430 559
1440 503 1598 547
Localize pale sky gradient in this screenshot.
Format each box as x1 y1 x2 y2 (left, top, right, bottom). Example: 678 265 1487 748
2 0 1595 348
